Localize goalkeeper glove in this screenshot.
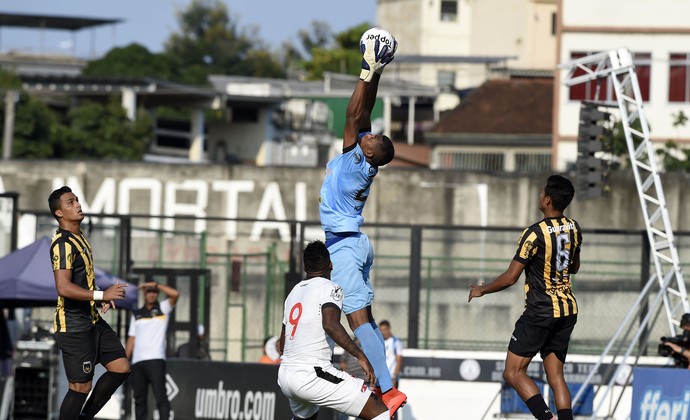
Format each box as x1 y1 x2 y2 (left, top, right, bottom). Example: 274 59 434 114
359 37 398 82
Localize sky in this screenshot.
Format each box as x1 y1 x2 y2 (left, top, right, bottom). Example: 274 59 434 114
0 0 377 58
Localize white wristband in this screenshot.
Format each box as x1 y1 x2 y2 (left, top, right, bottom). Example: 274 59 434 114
93 290 104 301
359 68 374 82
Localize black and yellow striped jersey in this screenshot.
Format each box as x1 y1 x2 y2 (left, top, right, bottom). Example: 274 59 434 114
51 228 99 332
513 216 582 318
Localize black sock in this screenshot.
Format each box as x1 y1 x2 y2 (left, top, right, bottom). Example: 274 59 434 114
525 394 553 420
558 408 574 420
59 389 88 420
80 371 129 420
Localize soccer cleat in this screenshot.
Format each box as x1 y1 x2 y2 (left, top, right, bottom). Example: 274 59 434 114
381 387 407 417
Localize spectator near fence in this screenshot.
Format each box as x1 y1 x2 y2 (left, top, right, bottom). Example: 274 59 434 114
126 281 179 420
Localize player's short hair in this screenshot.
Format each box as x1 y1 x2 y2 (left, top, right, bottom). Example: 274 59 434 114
379 320 391 328
48 186 72 221
374 135 395 167
303 240 331 273
545 175 575 211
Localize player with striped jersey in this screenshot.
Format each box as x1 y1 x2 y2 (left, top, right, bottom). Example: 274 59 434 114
468 175 582 420
48 186 129 420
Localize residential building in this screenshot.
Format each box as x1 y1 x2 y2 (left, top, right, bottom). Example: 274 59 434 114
208 73 438 167
427 77 553 172
378 0 557 92
554 0 690 170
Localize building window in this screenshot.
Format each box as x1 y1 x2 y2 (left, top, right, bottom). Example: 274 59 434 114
515 153 552 172
440 1 458 22
568 52 651 102
437 70 456 87
232 107 259 123
669 53 690 102
438 151 504 171
551 12 557 36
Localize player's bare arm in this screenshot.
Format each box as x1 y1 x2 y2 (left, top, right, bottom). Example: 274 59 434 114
125 336 135 359
343 77 378 149
54 269 127 301
342 31 397 149
322 303 376 384
468 259 526 302
140 281 180 306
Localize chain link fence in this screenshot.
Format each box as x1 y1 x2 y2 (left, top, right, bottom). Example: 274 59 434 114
16 211 690 361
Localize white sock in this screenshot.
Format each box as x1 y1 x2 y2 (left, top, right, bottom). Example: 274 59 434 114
372 412 389 420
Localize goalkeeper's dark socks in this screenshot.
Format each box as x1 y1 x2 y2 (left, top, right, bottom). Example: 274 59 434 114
525 394 554 420
558 408 574 420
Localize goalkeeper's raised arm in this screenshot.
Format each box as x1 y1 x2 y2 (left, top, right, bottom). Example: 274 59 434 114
343 28 397 155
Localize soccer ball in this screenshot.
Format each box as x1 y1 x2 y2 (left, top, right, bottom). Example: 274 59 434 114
360 27 397 54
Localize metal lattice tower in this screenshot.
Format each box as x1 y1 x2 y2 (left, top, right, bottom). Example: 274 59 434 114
558 48 690 419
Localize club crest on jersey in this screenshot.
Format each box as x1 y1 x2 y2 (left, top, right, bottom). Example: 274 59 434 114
331 286 343 301
82 361 92 374
522 240 534 257
354 153 362 164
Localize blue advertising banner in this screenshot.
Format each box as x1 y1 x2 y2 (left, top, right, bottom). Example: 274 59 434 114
631 367 690 420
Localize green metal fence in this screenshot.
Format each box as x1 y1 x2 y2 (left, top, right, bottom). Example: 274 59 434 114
19 211 690 361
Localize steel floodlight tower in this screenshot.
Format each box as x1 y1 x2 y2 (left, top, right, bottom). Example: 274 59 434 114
558 49 690 419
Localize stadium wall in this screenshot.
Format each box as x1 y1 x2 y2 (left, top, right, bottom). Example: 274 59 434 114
2 161 689 359
1 161 689 231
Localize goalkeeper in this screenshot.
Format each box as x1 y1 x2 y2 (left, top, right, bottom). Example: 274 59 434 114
319 28 406 417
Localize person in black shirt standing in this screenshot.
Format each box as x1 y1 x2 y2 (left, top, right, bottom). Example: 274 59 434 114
49 186 130 420
468 175 581 420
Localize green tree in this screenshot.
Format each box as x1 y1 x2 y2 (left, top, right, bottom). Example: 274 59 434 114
655 111 690 171
60 99 152 160
603 110 690 172
9 94 62 158
165 0 284 84
292 22 371 80
0 69 62 158
82 43 175 80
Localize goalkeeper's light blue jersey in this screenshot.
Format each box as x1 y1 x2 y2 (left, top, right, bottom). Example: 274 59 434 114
320 136 378 233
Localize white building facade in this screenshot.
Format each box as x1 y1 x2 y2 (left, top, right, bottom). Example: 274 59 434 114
377 0 558 90
554 0 690 170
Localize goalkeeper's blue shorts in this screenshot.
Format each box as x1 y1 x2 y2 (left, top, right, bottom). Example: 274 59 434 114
327 232 375 315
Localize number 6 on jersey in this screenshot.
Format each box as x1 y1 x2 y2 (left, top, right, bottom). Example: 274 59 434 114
288 302 303 339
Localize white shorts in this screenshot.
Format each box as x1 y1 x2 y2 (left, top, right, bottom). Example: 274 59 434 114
278 364 371 418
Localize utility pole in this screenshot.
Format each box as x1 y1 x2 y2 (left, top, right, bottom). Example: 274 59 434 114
2 90 18 160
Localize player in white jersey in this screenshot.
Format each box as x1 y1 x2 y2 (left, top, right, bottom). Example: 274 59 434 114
278 241 389 420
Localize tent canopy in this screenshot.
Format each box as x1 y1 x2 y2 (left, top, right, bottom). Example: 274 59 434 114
0 236 137 310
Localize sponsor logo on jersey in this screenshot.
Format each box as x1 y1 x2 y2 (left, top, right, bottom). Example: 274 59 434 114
547 223 575 234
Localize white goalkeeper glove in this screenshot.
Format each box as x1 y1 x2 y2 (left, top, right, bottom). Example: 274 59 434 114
359 37 398 82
